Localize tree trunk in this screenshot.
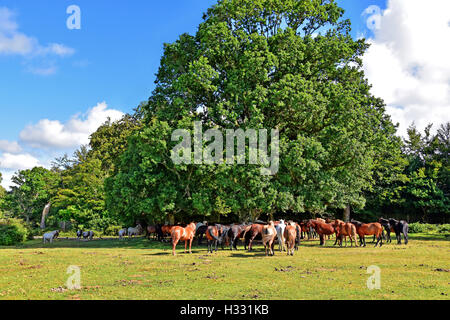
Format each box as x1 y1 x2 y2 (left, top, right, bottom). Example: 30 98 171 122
40 203 51 229
343 205 351 222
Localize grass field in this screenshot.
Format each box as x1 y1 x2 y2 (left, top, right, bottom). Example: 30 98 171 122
0 234 449 300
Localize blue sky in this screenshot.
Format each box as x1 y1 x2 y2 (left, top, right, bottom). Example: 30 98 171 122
2 0 449 188
0 0 385 140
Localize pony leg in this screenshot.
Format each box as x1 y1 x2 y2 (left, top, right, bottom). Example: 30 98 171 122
172 239 179 256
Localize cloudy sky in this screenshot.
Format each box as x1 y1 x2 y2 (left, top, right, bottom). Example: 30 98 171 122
0 0 449 189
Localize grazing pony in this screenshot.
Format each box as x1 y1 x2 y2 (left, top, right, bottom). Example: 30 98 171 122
243 223 265 251
275 220 287 252
206 225 222 253
284 223 297 256
118 228 127 240
171 222 196 256
262 221 277 256
350 220 383 247
389 218 409 245
307 219 335 246
83 231 94 240
128 225 143 238
43 230 59 244
76 230 83 240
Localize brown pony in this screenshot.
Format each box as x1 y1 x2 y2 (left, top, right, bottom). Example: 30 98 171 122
205 225 222 253
333 220 358 247
262 221 277 256
284 223 297 256
171 222 196 255
146 225 156 239
350 219 383 247
162 225 174 236
243 223 265 251
307 219 335 246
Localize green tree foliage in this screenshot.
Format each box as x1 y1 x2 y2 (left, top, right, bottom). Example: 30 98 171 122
107 0 400 223
5 167 60 226
50 114 141 229
0 173 6 218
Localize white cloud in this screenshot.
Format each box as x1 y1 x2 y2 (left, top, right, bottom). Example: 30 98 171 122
0 7 75 74
19 102 124 149
362 0 450 137
0 153 40 170
0 140 22 154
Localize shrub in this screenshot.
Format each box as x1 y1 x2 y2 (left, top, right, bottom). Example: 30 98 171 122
438 224 450 234
103 225 123 236
408 223 438 234
0 219 29 246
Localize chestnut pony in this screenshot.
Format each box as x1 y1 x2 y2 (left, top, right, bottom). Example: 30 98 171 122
350 219 383 247
171 222 196 256
262 221 277 256
243 223 265 251
307 219 335 246
284 223 298 256
332 220 358 247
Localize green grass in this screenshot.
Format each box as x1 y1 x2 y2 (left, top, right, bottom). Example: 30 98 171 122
0 234 449 300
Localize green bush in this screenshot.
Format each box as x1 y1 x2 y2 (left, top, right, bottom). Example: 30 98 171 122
438 224 450 234
103 225 123 236
0 219 29 246
409 223 439 234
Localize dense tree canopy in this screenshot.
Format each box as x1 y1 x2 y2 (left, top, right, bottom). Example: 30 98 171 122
106 0 400 223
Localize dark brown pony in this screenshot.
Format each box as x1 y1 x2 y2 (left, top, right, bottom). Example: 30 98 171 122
146 225 156 239
243 223 265 251
284 224 297 256
350 219 383 247
227 224 247 250
307 219 335 246
171 222 196 256
205 225 222 253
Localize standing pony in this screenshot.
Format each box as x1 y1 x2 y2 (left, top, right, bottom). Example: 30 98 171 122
275 220 287 252
378 218 392 243
333 220 358 247
171 222 196 256
350 220 383 247
284 223 297 256
389 218 409 245
43 230 59 244
118 228 127 240
243 223 265 251
226 224 245 250
262 221 277 256
307 219 335 246
83 231 94 240
128 225 143 238
206 225 222 253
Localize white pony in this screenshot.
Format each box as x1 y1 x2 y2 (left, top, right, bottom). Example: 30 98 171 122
275 219 287 252
82 231 94 240
128 225 143 238
118 228 127 240
43 230 59 244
